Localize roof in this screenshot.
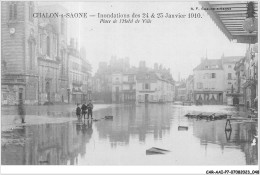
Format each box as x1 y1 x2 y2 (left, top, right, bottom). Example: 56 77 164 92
194 59 223 71
199 1 258 44
222 56 244 63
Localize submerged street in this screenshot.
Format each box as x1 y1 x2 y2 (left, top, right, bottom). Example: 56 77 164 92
1 104 258 165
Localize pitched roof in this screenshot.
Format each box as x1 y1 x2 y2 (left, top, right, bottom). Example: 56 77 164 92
194 59 223 71
222 56 244 63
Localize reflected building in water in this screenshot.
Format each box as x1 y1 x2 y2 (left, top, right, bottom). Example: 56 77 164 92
192 120 258 165
1 121 93 165
94 104 171 147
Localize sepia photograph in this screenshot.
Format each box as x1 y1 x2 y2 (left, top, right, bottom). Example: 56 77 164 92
1 0 259 174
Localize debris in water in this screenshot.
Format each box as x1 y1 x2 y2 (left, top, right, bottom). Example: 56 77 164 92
178 126 188 131
105 116 113 120
146 147 170 155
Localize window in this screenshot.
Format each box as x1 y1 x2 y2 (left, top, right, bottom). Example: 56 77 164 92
29 2 33 22
205 66 209 69
144 83 150 90
9 2 17 20
46 36 50 57
228 65 232 68
228 73 232 80
211 73 216 78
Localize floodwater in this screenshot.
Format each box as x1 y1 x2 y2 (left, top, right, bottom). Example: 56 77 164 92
1 104 258 165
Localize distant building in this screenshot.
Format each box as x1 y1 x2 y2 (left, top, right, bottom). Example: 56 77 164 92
136 62 175 103
122 69 136 103
111 72 123 103
222 56 243 105
193 58 224 105
67 38 91 104
186 75 194 102
193 56 243 105
175 82 186 101
92 56 130 103
111 70 137 103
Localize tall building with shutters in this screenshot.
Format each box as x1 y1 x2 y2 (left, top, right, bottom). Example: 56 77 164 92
193 56 243 105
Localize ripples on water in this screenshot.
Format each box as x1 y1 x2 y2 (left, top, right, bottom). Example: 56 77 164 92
1 104 258 165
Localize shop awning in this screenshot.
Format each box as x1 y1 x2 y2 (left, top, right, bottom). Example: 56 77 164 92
199 1 258 44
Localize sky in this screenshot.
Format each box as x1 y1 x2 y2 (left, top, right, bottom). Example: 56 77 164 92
42 1 247 80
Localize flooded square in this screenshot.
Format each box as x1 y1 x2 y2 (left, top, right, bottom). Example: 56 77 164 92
1 104 258 165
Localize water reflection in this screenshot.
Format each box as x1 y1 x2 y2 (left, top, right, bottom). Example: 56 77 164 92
1 104 258 165
94 104 171 147
1 121 93 165
13 102 26 124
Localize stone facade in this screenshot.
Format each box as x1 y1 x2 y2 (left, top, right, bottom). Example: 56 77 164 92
67 39 92 104
1 2 84 106
1 1 38 105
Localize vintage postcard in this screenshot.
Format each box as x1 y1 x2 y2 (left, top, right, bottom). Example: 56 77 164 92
1 0 259 174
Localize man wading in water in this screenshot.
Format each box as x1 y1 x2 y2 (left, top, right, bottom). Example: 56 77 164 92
87 100 94 119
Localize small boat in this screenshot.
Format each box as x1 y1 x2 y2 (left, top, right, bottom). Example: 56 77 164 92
146 147 170 155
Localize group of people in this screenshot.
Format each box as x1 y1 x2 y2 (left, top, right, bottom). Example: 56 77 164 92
76 100 94 120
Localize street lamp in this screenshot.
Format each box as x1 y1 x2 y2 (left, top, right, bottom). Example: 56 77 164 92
243 2 258 33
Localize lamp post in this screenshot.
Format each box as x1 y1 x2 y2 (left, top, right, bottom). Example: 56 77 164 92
243 2 258 34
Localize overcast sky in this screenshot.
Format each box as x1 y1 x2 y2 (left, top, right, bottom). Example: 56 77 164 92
42 2 247 80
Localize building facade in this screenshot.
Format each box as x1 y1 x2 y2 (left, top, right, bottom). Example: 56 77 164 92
234 57 246 105
222 56 243 105
1 1 39 105
1 2 92 105
242 45 258 109
193 58 225 105
67 39 91 104
186 75 194 102
136 62 175 103
193 56 244 105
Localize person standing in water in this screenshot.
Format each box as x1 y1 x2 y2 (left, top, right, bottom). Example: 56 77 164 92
87 100 94 119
